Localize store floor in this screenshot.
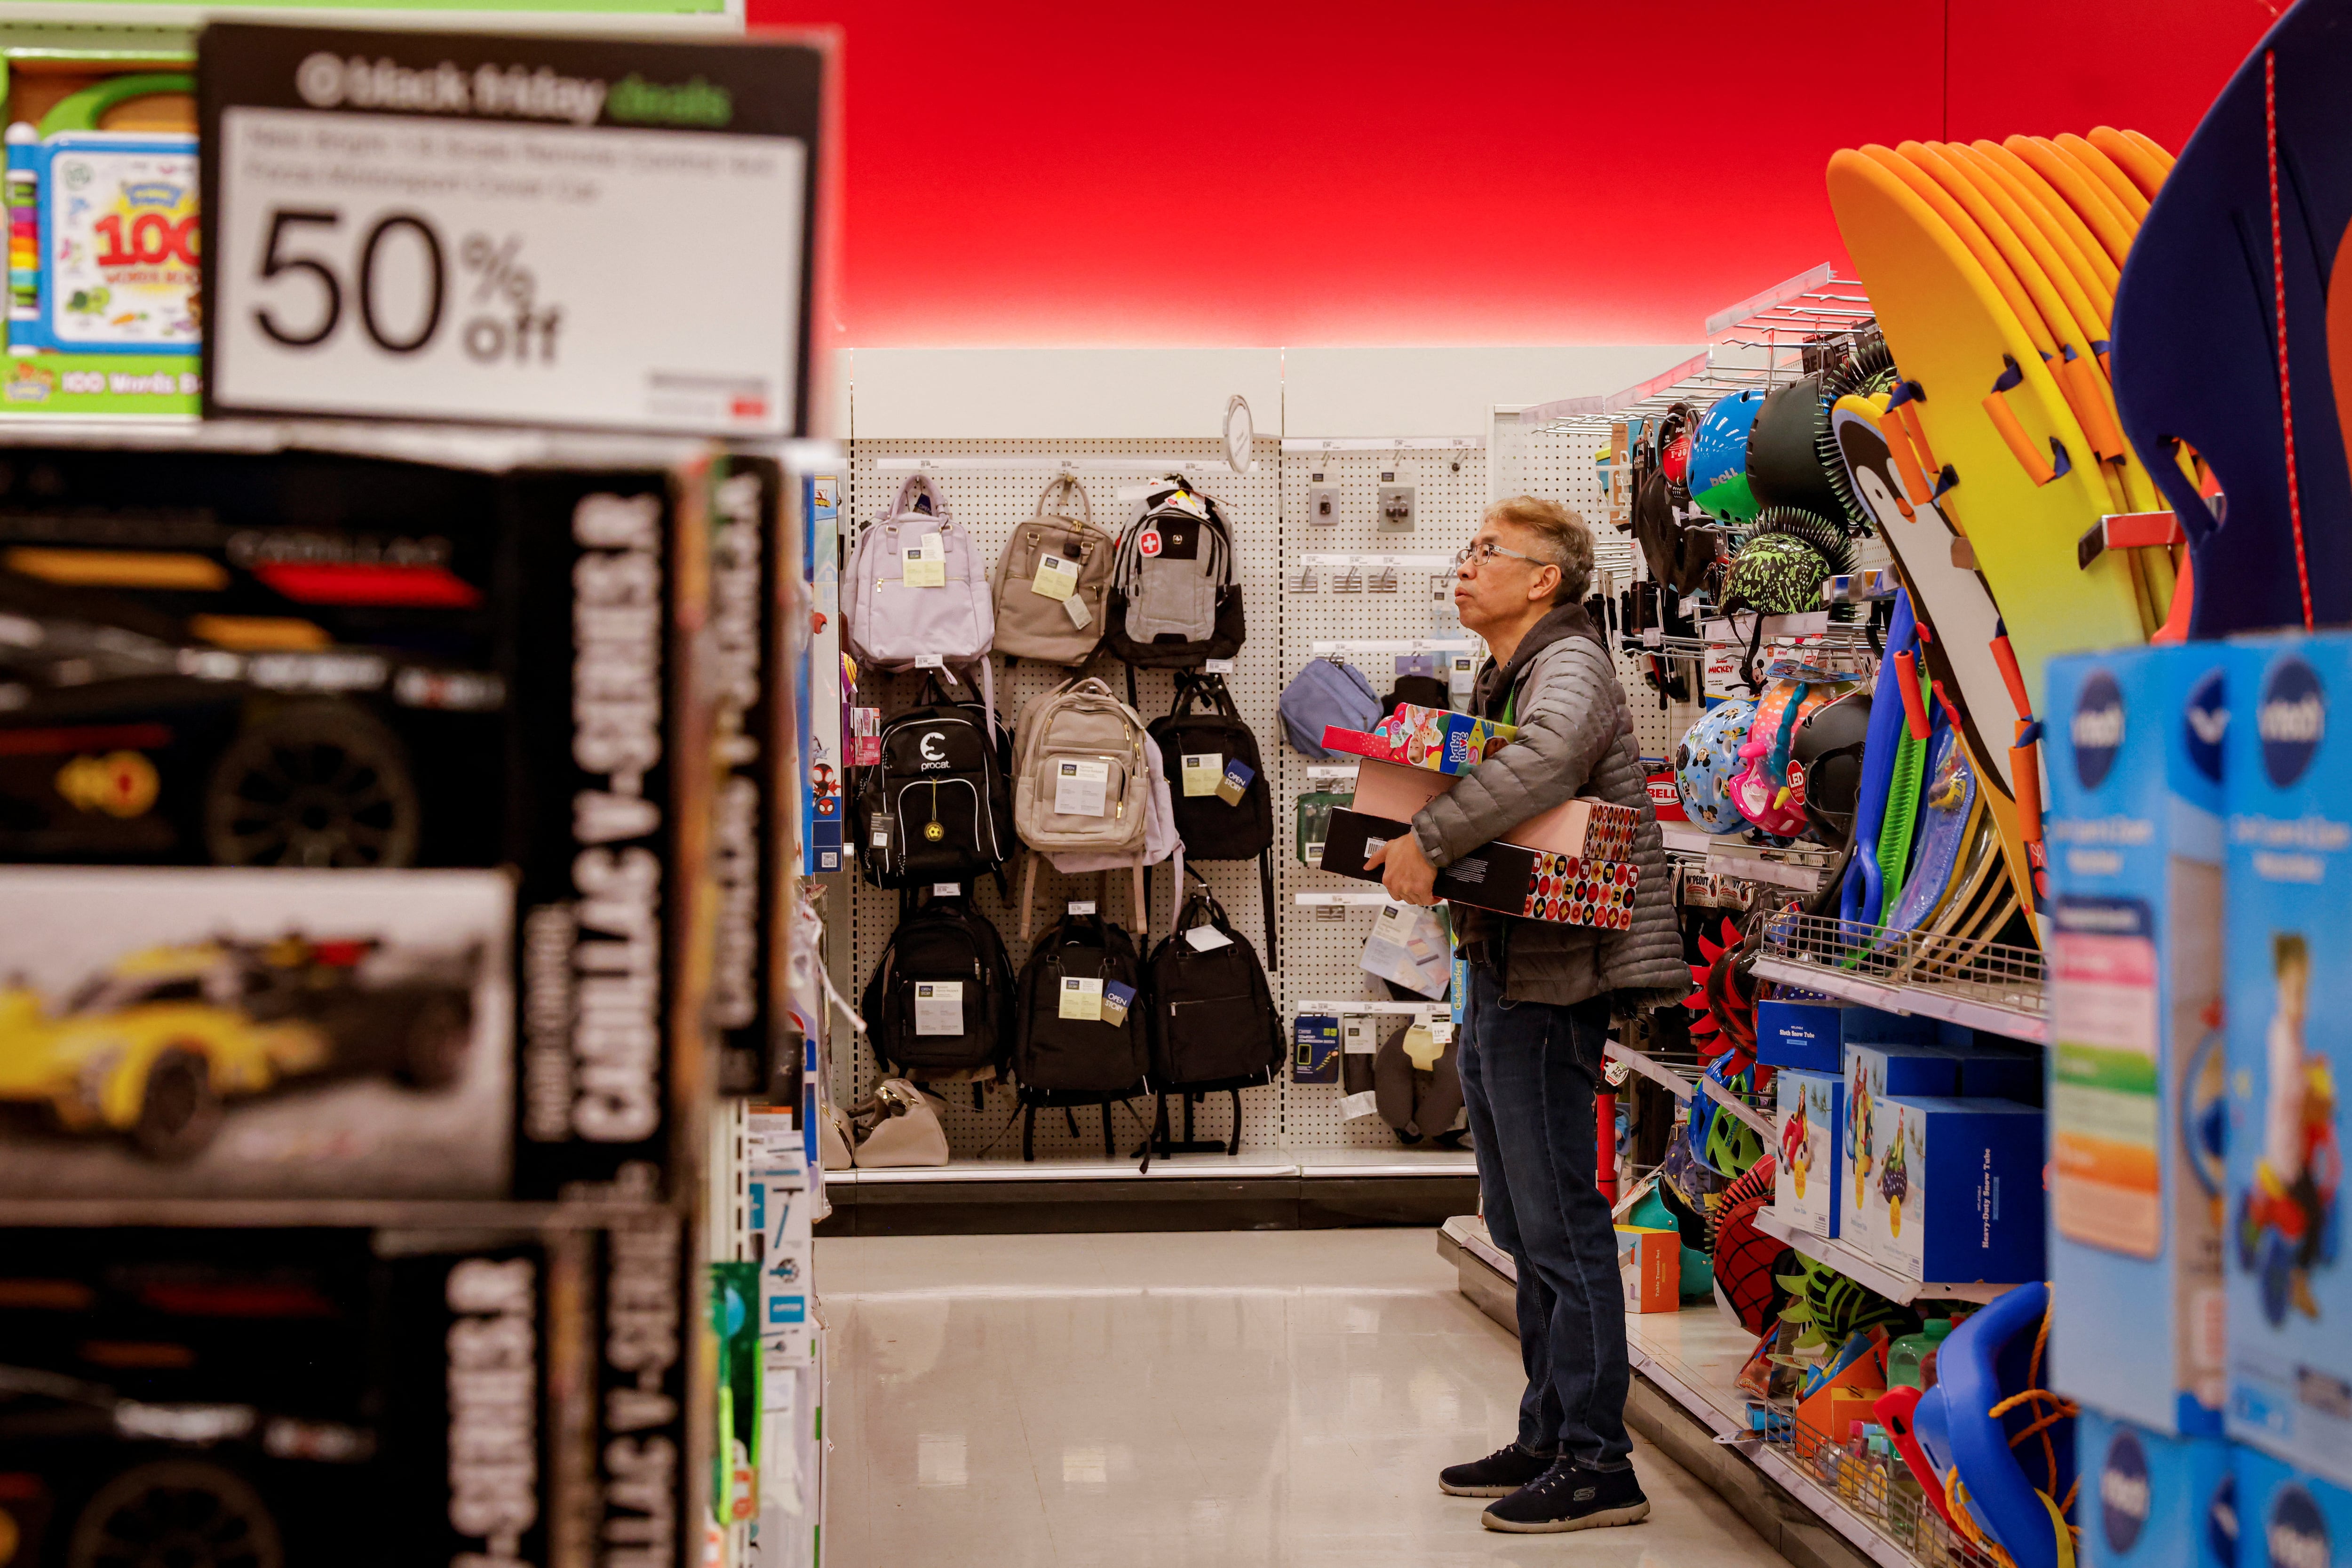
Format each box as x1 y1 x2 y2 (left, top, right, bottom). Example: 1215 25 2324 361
820 1228 1789 1567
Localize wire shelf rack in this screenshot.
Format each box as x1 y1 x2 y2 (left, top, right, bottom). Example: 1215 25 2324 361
1755 1417 2013 1568
1753 913 2048 1044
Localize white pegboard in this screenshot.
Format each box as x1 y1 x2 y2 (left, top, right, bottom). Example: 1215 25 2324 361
835 437 1287 1161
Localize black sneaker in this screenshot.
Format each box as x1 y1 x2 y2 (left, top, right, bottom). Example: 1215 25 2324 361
1482 1458 1650 1533
1437 1443 1553 1498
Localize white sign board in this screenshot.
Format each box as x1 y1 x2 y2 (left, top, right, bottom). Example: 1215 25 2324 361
201 25 823 436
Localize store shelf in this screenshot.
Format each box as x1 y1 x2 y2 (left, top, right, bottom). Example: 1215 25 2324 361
1603 1040 1696 1101
1756 912 2048 1045
824 1148 1475 1185
1752 1207 2017 1305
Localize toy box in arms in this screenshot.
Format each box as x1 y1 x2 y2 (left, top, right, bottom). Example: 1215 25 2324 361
0 444 714 1203
1320 703 1518 776
0 1224 544 1568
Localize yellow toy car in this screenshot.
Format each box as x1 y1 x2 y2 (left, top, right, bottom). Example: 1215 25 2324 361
0 935 476 1161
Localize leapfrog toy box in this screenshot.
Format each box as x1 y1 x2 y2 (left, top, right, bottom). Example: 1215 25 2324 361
2225 636 2352 1482
2234 1443 2352 1568
1866 1095 2043 1284
2044 644 2231 1437
1773 1067 1843 1242
1842 1041 1963 1262
2076 1408 2233 1568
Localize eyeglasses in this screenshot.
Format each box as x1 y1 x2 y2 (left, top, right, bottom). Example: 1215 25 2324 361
1452 540 1542 571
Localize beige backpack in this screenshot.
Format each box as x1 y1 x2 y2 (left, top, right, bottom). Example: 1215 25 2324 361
1012 677 1154 935
990 477 1114 664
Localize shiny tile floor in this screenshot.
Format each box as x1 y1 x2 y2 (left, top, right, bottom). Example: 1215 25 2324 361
819 1228 1790 1567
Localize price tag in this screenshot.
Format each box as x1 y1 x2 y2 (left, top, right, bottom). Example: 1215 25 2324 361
1067 900 1097 915
1180 752 1224 797
1429 1018 1454 1046
868 814 889 850
1183 924 1234 953
1099 980 1136 1027
913 652 945 669
1053 758 1110 817
1064 594 1093 630
1058 976 1104 1021
913 981 964 1035
931 882 961 897
1031 552 1079 600
902 542 946 589
202 25 823 436
1203 658 1236 675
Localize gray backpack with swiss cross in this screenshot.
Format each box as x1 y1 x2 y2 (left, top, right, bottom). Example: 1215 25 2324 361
1104 476 1244 669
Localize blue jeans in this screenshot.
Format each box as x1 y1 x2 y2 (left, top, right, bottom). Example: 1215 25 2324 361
1458 963 1632 1470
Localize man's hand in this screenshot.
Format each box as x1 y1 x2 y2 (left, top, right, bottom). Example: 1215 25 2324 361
1365 832 1439 907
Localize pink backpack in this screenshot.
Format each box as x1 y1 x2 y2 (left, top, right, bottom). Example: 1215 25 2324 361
845 476 996 697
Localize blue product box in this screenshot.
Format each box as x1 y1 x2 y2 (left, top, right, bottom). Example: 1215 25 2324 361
2046 642 2231 1437
1842 1006 1945 1049
1758 996 1844 1072
2225 636 2352 1481
2236 1444 2352 1568
2077 1408 2234 1568
1949 1045 2044 1103
1772 1068 1843 1242
1844 1040 1965 1260
1866 1096 2043 1283
1293 1013 1340 1085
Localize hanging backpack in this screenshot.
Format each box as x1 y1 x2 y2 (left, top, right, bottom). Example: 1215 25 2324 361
859 891 1016 1080
991 476 1115 665
1012 908 1151 1121
852 678 1014 888
1030 730 1184 943
843 475 997 691
1150 673 1271 861
1103 475 1244 668
1278 657 1382 759
1145 880 1282 1090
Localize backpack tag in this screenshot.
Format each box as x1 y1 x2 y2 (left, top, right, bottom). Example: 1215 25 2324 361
1031 553 1079 601
1053 758 1110 816
1180 751 1223 797
1099 980 1136 1027
1216 759 1255 806
931 882 961 896
1203 658 1236 675
1183 924 1233 954
1066 900 1097 915
1063 593 1093 630
902 532 946 588
869 814 889 849
1058 975 1104 1021
913 980 964 1035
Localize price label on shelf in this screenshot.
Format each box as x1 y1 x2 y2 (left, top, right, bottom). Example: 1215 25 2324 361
201 24 823 435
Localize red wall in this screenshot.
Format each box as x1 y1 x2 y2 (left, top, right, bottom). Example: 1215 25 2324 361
748 0 2279 349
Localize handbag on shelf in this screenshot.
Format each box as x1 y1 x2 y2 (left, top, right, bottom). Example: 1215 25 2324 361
850 1078 951 1168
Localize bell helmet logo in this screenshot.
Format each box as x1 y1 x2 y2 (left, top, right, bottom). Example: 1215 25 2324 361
2259 656 2327 788
2098 1429 2151 1554
2072 670 2125 789
2184 669 2228 784
2269 1483 2331 1568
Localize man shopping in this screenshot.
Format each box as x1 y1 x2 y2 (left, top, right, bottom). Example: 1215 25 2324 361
1366 496 1685 1535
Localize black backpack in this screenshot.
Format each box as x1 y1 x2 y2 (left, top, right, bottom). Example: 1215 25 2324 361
1103 476 1244 669
1012 910 1151 1101
853 680 1014 889
1135 879 1283 1168
1149 670 1279 964
859 891 1015 1080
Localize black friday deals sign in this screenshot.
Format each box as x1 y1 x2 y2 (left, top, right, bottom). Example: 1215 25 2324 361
201 24 823 436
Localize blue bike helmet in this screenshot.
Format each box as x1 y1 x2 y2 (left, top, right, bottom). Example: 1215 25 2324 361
1689 390 1764 521
1676 698 1757 834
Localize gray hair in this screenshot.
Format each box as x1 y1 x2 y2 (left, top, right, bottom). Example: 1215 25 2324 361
1485 495 1593 604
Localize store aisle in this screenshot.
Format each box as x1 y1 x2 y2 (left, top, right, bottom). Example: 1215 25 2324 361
820 1228 1788 1568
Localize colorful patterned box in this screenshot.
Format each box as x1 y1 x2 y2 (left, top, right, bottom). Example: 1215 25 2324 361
1320 703 1518 776
1512 849 1639 930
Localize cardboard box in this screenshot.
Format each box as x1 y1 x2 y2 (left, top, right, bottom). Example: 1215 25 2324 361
2075 1408 2233 1568
1346 755 1640 859
1320 702 1517 775
1774 1068 1845 1242
2225 636 2352 1479
1842 1041 1966 1259
2041 644 2232 1437
0 1214 692 1568
2231 1444 2352 1568
0 440 727 1202
1616 1224 1682 1313
1320 805 1638 931
1759 997 1846 1072
1867 1095 2044 1284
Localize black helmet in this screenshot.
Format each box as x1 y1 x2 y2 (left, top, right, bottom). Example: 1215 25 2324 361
1789 690 1874 847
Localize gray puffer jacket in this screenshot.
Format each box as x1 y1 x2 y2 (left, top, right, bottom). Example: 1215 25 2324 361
1409 602 1686 1015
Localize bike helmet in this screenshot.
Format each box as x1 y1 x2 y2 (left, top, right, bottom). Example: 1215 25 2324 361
1745 374 1845 523
1690 390 1764 522
1675 699 1757 835
1722 507 1858 621
1776 1253 1921 1351
1712 1154 1794 1335
1685 915 1758 1070
1814 333 1899 531
1789 690 1875 848
1732 678 1841 839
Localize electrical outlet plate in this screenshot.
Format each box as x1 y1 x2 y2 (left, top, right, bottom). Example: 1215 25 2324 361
1377 483 1416 531
1307 484 1340 526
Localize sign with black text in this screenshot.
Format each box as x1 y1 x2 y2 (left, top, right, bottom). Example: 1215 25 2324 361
200 23 823 435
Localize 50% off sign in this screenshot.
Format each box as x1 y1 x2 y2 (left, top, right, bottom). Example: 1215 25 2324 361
248 208 561 366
